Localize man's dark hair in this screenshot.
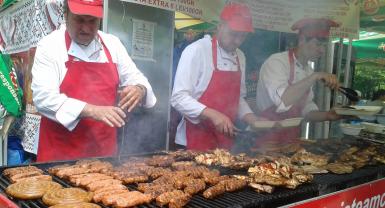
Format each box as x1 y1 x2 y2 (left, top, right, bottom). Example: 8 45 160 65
63 0 68 14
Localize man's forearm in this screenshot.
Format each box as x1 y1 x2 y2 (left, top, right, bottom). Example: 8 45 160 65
305 110 339 122
281 74 317 107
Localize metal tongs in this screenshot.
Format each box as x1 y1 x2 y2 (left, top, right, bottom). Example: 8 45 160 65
339 87 359 102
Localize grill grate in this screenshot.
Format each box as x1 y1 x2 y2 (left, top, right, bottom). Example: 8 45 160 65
1 156 385 208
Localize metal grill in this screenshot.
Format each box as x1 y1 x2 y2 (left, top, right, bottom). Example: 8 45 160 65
1 156 385 208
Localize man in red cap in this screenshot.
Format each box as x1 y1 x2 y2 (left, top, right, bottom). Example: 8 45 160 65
31 0 156 162
171 3 261 150
255 18 341 148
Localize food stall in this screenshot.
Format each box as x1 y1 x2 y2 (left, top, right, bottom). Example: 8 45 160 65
0 0 384 207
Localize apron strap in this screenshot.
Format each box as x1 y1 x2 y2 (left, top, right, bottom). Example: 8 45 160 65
288 48 310 108
288 48 295 85
65 31 113 63
212 36 241 71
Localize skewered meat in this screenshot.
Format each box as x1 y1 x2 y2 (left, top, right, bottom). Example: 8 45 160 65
3 166 43 177
219 178 247 192
156 190 191 208
203 182 226 199
9 170 44 183
93 189 129 203
71 173 113 186
86 179 122 191
171 161 196 171
145 155 175 167
13 175 52 183
184 179 206 195
102 191 151 207
93 184 128 195
48 164 72 175
143 167 172 179
138 183 175 199
167 149 200 160
56 167 90 178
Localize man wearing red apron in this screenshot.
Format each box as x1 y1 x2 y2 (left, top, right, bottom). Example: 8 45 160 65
32 0 156 162
255 18 342 148
171 3 260 151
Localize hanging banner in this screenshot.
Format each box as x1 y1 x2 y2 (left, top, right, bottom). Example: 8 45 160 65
0 0 64 54
124 0 359 38
120 0 225 24
232 0 360 39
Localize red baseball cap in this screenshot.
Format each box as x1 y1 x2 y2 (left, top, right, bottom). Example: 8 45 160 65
68 0 103 18
220 3 253 32
291 18 340 38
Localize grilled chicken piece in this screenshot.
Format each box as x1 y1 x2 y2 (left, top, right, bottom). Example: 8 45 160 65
203 182 226 199
3 166 43 177
184 179 206 195
221 178 247 192
249 183 274 193
291 149 329 167
326 162 353 174
156 190 190 207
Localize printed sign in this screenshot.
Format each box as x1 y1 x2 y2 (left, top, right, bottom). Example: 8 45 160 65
284 178 385 208
132 19 156 61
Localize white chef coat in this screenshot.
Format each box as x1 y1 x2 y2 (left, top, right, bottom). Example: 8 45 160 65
256 51 318 116
171 35 253 146
32 26 156 131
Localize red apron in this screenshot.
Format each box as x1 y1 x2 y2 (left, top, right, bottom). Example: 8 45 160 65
37 31 119 162
255 49 309 147
186 37 241 151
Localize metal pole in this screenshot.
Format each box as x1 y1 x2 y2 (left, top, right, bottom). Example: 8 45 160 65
323 40 335 138
343 38 353 105
102 0 109 32
333 38 344 107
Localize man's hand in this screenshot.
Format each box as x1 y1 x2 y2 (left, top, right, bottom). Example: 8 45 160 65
118 85 146 112
81 104 126 127
312 72 340 90
200 108 236 137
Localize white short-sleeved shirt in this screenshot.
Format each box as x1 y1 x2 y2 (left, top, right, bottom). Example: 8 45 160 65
256 51 318 115
171 35 253 146
32 26 156 131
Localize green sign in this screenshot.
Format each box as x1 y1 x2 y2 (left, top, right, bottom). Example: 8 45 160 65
0 0 17 10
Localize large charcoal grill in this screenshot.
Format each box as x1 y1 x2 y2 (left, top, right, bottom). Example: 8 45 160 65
0 154 385 208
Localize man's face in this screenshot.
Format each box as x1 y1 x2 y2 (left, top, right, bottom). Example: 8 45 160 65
302 36 328 61
217 23 248 52
66 11 101 45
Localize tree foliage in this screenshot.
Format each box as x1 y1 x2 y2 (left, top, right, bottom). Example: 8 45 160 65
353 63 385 99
